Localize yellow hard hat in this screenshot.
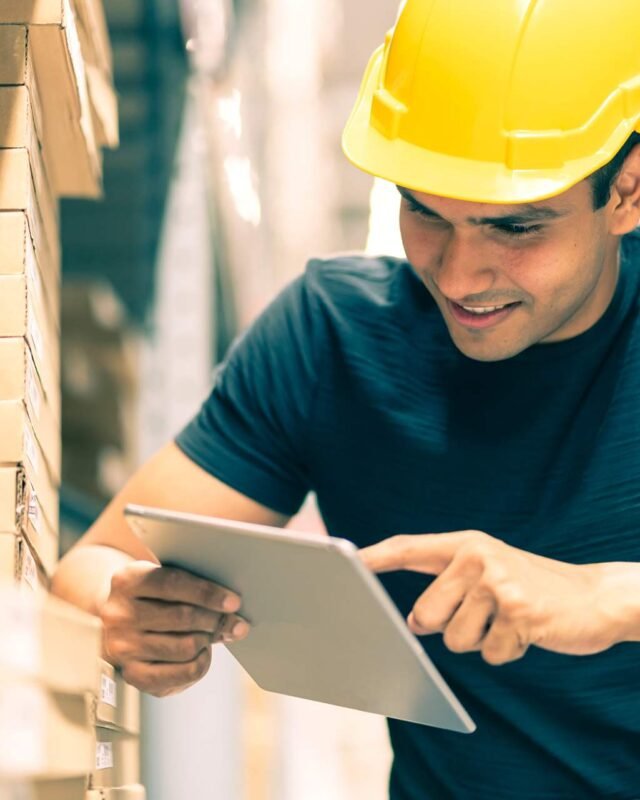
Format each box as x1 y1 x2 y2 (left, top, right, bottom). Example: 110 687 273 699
342 0 640 204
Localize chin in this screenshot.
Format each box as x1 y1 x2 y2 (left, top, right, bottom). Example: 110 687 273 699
449 332 530 363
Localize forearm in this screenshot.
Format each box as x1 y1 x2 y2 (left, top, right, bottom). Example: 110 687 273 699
597 561 640 644
51 544 138 617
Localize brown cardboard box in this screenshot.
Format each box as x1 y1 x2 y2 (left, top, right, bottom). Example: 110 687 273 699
0 1 102 197
0 400 60 486
0 534 48 593
0 588 101 695
0 777 87 800
0 211 60 336
86 787 146 800
73 0 118 149
0 685 93 779
0 339 61 483
0 85 45 154
85 63 119 149
0 131 58 272
0 149 60 286
94 660 140 735
0 26 31 85
0 272 61 426
0 466 58 575
90 732 140 790
73 0 113 76
0 407 59 536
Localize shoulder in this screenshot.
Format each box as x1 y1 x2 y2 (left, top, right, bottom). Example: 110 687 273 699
302 252 433 323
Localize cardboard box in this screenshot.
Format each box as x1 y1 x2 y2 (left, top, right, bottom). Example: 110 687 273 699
90 732 140 791
0 26 31 85
0 138 58 273
0 85 45 155
94 660 140 735
0 399 60 486
0 534 48 593
86 787 146 800
86 63 119 149
73 0 118 149
0 272 61 425
73 0 113 76
0 211 60 336
0 339 61 483
0 465 59 575
0 778 87 800
0 684 93 779
0 1 102 197
0 587 101 695
0 149 60 286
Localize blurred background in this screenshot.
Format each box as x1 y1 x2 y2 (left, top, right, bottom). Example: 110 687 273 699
59 0 405 797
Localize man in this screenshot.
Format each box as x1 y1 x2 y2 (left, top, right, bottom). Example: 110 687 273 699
53 1 640 797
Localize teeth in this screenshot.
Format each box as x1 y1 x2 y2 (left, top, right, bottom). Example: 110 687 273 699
460 304 510 315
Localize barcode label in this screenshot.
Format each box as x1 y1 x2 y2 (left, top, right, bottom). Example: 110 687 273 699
25 356 41 421
100 674 117 708
26 481 40 537
20 546 37 592
27 313 43 364
24 232 42 310
95 742 113 770
23 427 38 473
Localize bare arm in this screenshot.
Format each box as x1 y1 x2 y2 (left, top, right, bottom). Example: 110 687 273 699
52 441 289 614
51 441 290 695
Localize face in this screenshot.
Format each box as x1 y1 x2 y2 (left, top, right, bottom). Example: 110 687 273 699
398 181 621 362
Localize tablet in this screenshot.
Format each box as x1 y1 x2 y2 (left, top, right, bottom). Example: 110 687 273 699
124 504 475 733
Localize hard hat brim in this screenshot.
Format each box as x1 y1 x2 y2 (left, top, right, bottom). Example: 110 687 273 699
342 48 625 206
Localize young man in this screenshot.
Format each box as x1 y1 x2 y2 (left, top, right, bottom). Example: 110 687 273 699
53 1 640 797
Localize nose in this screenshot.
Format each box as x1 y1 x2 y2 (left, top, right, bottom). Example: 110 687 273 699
434 229 496 302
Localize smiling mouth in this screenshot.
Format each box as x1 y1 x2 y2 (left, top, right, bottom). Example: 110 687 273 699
447 299 522 329
456 302 519 315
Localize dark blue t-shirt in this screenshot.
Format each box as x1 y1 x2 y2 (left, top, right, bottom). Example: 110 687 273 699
176 233 640 799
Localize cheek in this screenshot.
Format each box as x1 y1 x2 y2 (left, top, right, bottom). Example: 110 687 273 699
399 214 448 267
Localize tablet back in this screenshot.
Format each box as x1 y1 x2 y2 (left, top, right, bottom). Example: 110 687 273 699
125 505 475 733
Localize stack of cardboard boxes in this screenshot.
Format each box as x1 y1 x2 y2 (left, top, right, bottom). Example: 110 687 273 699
0 2 144 797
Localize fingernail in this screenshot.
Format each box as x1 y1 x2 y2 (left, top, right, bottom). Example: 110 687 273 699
232 621 249 639
223 595 241 612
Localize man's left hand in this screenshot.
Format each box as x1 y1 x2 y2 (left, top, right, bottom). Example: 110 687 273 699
360 530 627 665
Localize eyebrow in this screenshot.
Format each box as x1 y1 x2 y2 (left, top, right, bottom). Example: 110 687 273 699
396 186 570 225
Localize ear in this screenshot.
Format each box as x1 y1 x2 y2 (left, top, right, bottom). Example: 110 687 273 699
608 143 640 235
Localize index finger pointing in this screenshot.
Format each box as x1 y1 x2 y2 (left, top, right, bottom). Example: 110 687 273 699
133 566 241 613
359 533 468 575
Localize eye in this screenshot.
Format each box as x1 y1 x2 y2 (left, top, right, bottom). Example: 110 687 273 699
404 197 445 223
492 223 544 237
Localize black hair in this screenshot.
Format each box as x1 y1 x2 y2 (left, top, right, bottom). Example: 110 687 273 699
590 131 640 209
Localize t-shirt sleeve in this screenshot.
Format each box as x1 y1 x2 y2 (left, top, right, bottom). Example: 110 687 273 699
174 269 322 516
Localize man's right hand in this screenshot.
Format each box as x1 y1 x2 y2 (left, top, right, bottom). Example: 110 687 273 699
99 561 250 697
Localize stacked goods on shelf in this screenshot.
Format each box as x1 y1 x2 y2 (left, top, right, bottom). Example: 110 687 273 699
89 660 143 796
0 588 100 799
0 3 144 798
0 21 63 594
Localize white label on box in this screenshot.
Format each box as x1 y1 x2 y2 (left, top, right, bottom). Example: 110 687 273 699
26 312 44 365
20 546 37 593
101 674 117 708
95 742 114 770
25 357 41 422
0 590 39 674
24 232 43 313
22 427 39 474
0 685 45 774
26 482 41 537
